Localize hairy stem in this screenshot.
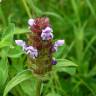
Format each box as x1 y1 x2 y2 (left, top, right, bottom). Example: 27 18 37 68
36 79 42 96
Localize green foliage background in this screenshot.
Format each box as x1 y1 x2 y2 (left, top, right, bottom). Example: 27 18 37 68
0 0 96 96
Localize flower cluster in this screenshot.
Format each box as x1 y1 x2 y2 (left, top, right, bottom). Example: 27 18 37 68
15 17 64 75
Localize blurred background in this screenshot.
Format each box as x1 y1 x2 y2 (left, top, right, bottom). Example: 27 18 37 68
0 0 96 96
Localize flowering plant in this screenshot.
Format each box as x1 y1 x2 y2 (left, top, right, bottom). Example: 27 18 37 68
2 17 77 96
15 17 64 76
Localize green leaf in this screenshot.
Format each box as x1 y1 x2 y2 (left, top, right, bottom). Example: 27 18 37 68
88 65 96 77
20 79 36 96
0 61 8 88
57 59 78 67
42 11 63 21
86 0 96 19
82 77 96 96
53 59 77 75
14 27 28 35
0 23 15 48
3 70 32 96
46 93 61 96
71 0 80 21
0 50 8 89
0 68 8 89
7 46 24 58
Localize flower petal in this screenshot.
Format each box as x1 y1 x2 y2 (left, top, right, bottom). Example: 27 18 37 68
15 40 26 47
28 19 34 26
41 32 53 40
55 40 65 46
42 27 53 33
25 46 38 59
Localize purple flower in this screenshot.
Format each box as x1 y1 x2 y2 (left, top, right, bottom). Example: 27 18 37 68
41 32 53 40
15 40 38 59
41 27 53 40
54 40 65 46
51 58 57 65
52 40 65 51
42 27 53 33
28 19 34 26
25 46 38 59
15 40 26 51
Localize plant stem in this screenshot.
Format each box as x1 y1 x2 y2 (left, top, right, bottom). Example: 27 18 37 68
21 0 32 18
36 79 42 96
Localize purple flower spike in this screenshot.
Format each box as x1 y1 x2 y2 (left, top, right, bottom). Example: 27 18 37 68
15 40 26 47
51 58 57 65
28 19 34 26
41 27 53 40
25 46 38 59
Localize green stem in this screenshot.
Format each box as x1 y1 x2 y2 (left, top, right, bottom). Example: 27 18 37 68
36 79 42 96
21 0 32 18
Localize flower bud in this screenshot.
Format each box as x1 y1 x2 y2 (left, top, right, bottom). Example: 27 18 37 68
28 19 34 26
51 58 57 65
